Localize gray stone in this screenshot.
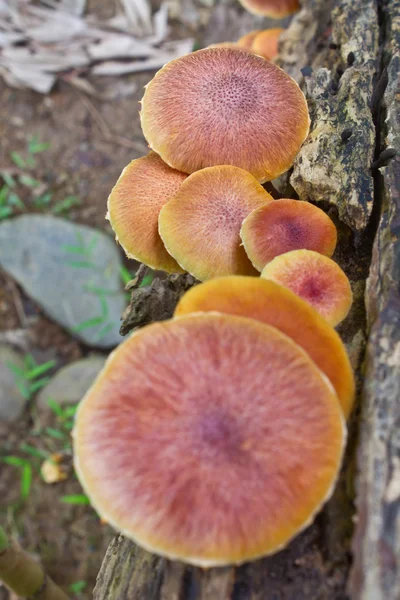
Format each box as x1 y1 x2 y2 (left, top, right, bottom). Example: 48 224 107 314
37 356 106 409
0 345 27 422
0 215 126 348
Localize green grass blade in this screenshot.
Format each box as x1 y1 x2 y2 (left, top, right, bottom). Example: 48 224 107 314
20 443 48 459
69 580 87 594
45 427 67 440
61 495 90 505
29 376 51 394
19 174 40 188
25 359 56 380
73 316 105 333
3 456 29 467
10 151 26 169
53 196 81 214
21 464 32 499
47 398 64 417
1 172 16 188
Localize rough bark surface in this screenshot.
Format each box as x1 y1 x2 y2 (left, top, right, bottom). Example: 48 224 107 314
349 1 400 598
95 0 400 598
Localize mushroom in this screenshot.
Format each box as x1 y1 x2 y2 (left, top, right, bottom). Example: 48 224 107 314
251 28 284 61
74 312 345 566
238 0 300 19
261 249 353 326
175 276 355 417
240 199 338 271
158 165 273 281
140 48 310 182
237 30 261 50
207 42 240 49
107 152 187 273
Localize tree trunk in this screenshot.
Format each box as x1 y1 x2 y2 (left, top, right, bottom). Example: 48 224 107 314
94 0 400 597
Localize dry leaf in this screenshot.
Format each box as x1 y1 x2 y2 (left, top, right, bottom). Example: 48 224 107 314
0 0 193 94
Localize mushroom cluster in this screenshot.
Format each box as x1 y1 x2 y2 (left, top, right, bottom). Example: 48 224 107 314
74 42 355 568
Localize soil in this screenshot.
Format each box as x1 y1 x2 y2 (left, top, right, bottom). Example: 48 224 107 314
0 2 178 596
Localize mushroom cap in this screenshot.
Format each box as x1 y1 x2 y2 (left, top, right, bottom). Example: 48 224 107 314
240 199 338 271
238 0 300 18
140 48 310 182
207 42 240 49
158 165 273 281
261 250 353 326
175 276 355 418
74 313 345 566
237 30 261 50
251 28 284 61
107 152 187 273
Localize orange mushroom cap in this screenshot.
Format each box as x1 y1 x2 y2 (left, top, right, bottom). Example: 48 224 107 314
107 152 187 273
237 30 261 50
175 276 355 418
207 42 240 49
158 165 273 281
74 313 345 566
261 250 353 326
251 28 284 61
238 0 300 19
240 199 338 271
140 48 310 183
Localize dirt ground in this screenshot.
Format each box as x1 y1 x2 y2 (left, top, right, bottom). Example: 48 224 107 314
0 7 179 596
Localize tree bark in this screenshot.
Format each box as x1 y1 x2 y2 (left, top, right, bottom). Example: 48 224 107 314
95 0 400 597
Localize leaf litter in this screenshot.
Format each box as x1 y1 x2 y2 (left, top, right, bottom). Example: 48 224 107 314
0 0 194 94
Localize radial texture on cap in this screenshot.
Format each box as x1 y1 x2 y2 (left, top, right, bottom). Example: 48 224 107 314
140 48 310 182
238 0 300 18
251 28 284 61
74 313 345 566
241 199 337 271
261 250 353 326
158 165 273 281
175 277 355 417
107 152 187 273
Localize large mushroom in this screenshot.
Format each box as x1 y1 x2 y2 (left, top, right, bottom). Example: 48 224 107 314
107 152 187 273
140 48 310 182
175 277 355 418
261 250 353 326
74 313 345 566
159 165 273 281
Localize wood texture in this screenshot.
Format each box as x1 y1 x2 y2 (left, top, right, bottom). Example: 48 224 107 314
94 0 400 597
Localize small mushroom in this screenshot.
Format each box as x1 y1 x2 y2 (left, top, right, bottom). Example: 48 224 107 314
158 165 273 281
251 28 284 61
261 249 353 326
175 276 355 417
237 30 261 50
207 42 240 49
107 152 187 273
240 199 338 271
238 0 300 18
140 48 310 182
74 313 345 566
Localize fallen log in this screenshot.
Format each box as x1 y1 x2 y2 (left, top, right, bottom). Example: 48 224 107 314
94 0 400 597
